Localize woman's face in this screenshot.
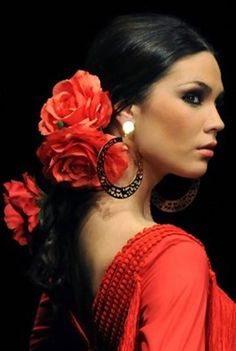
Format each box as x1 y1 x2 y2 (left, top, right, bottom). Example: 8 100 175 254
132 51 225 179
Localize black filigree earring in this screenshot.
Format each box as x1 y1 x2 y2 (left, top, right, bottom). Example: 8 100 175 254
151 178 200 212
97 121 143 198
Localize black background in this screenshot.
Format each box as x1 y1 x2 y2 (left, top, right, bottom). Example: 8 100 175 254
1 2 235 350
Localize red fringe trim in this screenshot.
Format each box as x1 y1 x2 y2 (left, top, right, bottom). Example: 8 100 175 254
118 276 141 351
70 311 92 350
206 272 236 351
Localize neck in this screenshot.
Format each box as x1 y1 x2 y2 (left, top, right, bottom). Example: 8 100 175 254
94 159 164 223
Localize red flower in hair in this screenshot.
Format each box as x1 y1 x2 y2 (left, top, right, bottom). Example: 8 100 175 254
2 69 129 247
39 70 112 135
37 124 128 189
3 173 44 245
37 69 129 190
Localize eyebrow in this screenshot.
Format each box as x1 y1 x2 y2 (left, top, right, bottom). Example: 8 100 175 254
178 80 225 99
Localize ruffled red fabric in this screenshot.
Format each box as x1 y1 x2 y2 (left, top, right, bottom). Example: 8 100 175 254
30 224 236 350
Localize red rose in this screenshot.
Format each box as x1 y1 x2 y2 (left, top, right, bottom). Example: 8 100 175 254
37 124 128 189
3 173 44 245
38 70 112 135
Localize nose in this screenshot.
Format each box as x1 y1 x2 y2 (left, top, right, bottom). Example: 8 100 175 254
204 105 225 134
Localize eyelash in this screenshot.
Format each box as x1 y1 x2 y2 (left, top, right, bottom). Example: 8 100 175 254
182 90 204 106
182 90 224 111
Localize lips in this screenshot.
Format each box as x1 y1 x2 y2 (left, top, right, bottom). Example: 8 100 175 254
197 141 217 150
197 141 217 158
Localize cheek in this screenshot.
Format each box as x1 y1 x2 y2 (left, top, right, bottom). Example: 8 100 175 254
134 118 171 158
134 103 199 164
138 104 191 143
156 103 201 143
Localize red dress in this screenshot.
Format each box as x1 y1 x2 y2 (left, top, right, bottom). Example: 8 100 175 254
30 224 236 350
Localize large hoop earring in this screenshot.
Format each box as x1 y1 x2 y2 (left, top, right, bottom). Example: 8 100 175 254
97 137 143 198
151 178 200 212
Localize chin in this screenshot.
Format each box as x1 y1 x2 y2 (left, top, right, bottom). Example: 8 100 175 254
176 163 209 179
188 167 208 178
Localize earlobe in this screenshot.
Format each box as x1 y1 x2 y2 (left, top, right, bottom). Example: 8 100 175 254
115 105 140 137
116 112 135 137
115 107 135 129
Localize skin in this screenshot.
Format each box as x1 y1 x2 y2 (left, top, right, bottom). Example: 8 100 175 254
113 51 225 219
132 51 224 182
78 51 225 297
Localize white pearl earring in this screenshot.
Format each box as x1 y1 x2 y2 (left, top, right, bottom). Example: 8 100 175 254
122 120 135 135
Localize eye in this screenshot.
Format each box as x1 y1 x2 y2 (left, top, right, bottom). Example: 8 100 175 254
182 90 204 106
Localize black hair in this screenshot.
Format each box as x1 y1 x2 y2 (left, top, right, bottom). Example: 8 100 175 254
29 183 96 300
85 13 213 118
30 13 214 299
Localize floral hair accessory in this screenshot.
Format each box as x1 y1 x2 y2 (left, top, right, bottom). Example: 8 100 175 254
37 70 129 188
2 70 129 244
39 70 112 135
3 173 45 245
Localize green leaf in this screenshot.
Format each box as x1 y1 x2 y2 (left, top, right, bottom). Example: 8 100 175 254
58 120 64 129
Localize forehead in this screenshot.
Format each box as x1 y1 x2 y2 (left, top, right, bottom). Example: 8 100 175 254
160 51 224 91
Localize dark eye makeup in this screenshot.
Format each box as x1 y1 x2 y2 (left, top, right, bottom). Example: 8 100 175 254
182 88 224 109
182 89 204 106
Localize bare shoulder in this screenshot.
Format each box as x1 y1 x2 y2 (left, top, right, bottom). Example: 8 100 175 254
77 218 156 297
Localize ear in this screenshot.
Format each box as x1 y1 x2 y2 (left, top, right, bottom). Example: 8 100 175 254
115 106 135 129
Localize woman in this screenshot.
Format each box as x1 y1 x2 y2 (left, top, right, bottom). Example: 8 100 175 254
3 14 235 350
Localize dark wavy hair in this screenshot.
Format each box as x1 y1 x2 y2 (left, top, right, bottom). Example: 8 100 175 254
30 13 214 299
